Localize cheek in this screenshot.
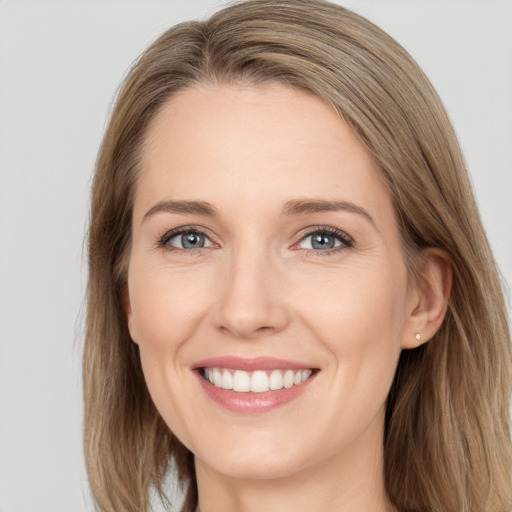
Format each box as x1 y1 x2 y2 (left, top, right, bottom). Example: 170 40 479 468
298 259 408 397
293 262 408 442
127 258 213 352
126 259 215 444
299 260 408 343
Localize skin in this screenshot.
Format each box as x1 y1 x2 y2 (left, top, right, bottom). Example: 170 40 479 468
125 83 450 512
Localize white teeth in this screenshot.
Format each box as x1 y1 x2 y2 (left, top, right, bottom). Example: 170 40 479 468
269 369 283 390
301 369 312 381
221 370 233 390
213 368 222 387
233 370 251 392
203 367 314 393
250 371 269 393
283 369 294 388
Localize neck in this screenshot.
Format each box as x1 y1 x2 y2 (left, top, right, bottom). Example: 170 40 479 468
195 411 396 512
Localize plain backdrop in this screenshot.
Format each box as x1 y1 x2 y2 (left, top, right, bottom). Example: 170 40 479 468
0 1 511 511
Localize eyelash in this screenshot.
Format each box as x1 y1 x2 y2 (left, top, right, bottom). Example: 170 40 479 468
156 225 354 255
294 226 354 255
156 225 214 253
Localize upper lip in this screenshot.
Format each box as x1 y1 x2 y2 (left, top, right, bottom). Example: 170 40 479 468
192 356 316 372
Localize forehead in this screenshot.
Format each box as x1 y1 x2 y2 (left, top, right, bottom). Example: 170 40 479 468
136 82 393 223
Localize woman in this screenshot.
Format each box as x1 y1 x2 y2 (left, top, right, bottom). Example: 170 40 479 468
83 1 512 511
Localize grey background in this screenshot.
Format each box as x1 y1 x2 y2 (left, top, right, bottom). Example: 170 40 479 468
0 1 511 511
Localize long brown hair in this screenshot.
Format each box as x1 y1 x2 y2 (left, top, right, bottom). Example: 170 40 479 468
84 1 512 510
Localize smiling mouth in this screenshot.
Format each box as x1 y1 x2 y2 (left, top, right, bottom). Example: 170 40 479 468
201 368 314 393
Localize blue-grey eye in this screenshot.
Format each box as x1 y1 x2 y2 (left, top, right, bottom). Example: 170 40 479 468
298 232 343 250
168 231 212 249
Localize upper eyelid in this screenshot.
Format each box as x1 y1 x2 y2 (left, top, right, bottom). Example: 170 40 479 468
294 225 353 243
162 225 213 237
158 225 217 248
300 225 351 236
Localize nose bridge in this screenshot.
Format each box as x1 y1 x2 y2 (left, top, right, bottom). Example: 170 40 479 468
213 241 289 338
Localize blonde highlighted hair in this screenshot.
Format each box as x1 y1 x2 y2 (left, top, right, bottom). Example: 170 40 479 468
84 1 512 510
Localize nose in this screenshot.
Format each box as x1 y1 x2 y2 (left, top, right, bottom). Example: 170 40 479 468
212 246 290 339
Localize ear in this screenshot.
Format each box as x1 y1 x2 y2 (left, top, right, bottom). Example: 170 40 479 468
122 286 139 345
402 248 452 349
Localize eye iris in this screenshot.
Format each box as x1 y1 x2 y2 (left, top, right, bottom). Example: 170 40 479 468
182 232 205 249
311 233 335 250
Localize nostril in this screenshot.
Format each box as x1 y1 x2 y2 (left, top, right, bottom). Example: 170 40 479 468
217 323 277 339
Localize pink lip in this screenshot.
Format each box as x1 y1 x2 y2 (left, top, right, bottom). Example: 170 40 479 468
192 357 318 415
192 356 314 371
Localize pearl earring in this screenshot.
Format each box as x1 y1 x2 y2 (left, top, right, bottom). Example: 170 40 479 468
415 333 422 341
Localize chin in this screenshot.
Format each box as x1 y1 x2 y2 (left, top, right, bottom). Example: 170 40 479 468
192 432 318 481
200 453 308 481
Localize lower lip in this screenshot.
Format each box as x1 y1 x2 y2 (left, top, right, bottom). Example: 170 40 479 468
195 371 316 414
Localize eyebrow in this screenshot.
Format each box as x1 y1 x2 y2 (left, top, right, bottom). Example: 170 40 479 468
143 200 218 222
143 198 377 229
282 199 377 229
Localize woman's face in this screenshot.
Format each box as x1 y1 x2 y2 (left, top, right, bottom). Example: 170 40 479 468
126 83 419 480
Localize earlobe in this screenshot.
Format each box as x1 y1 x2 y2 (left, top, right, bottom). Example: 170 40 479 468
402 248 452 349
